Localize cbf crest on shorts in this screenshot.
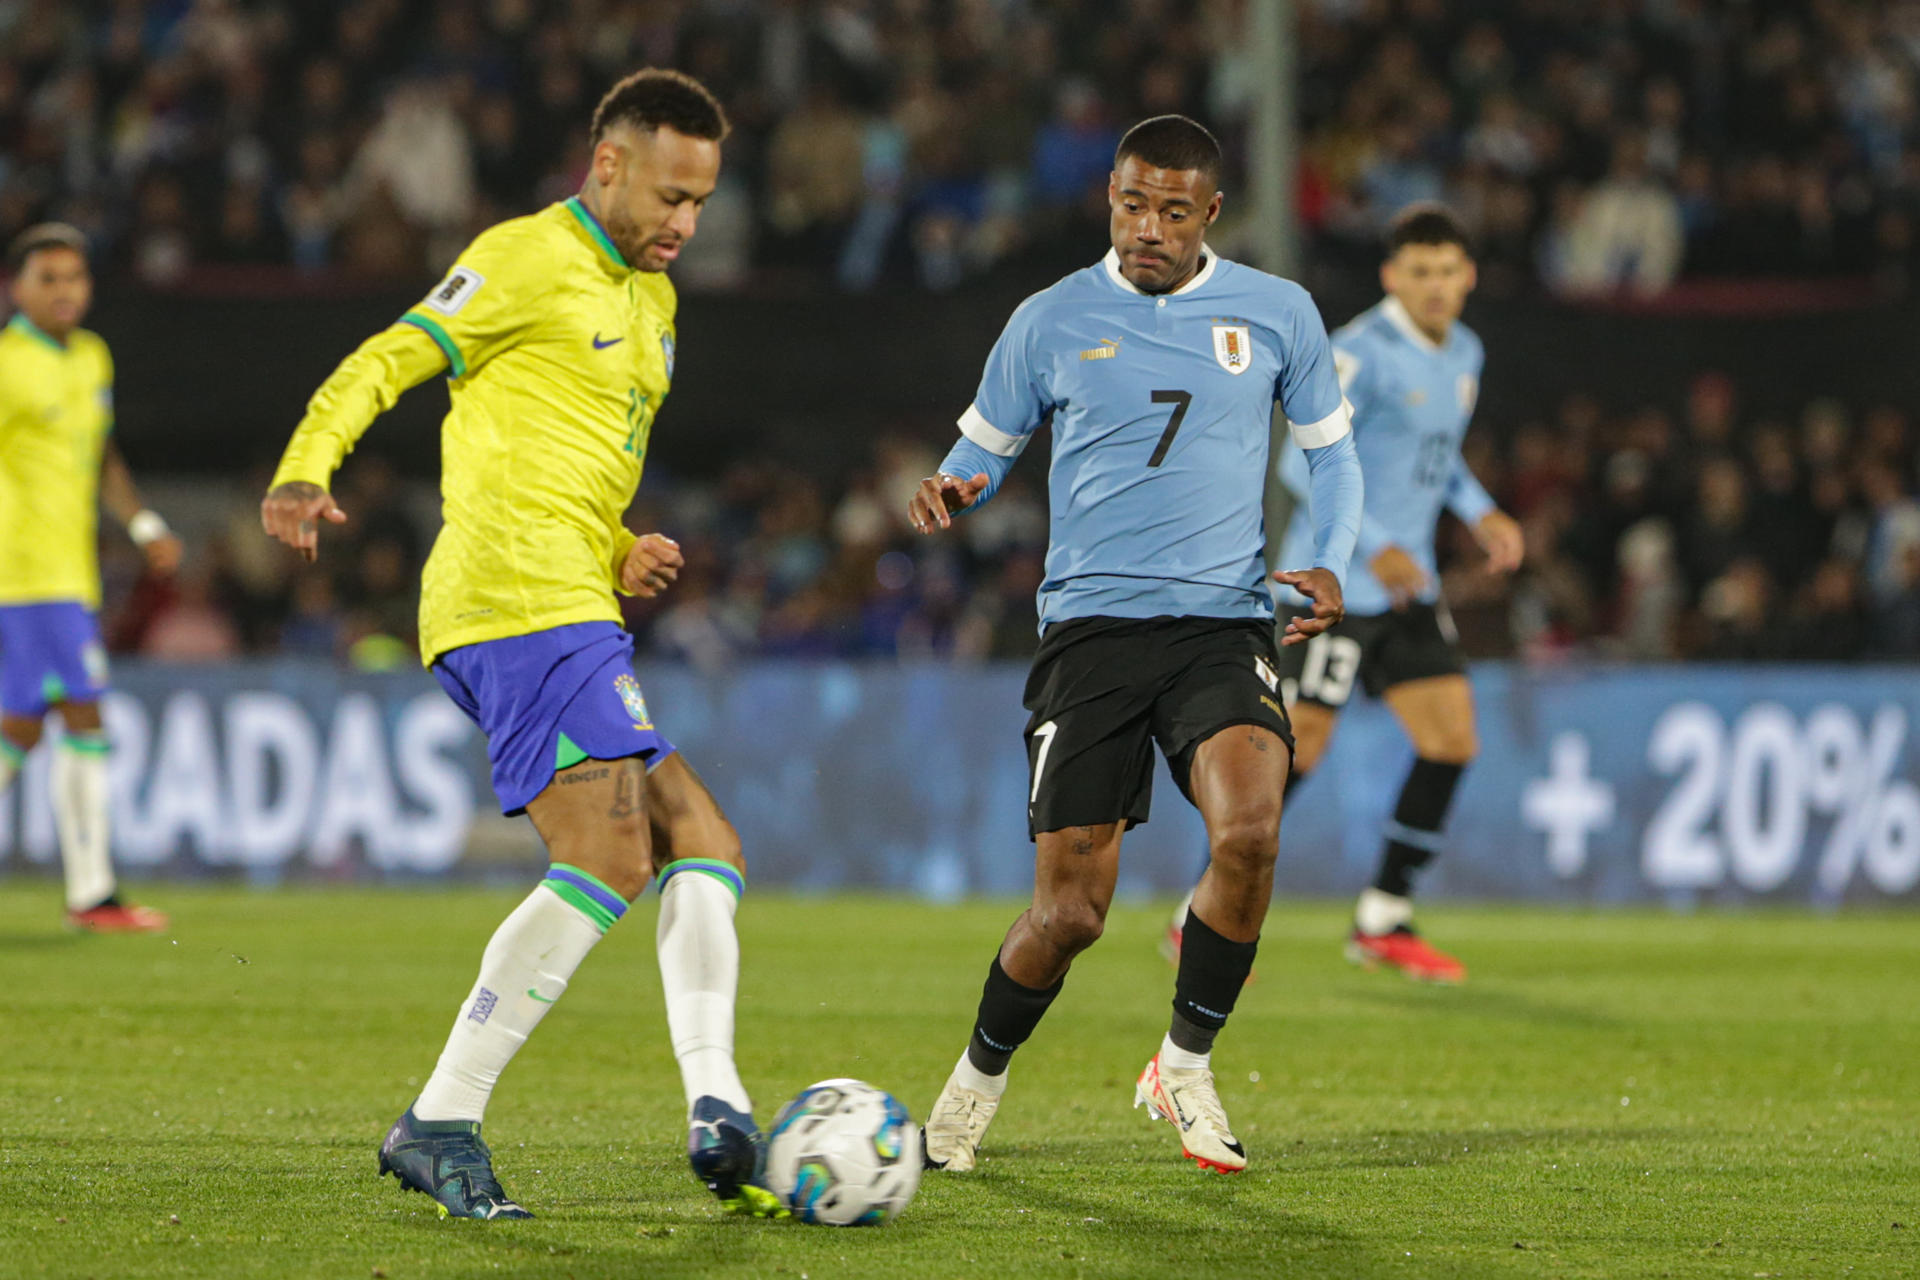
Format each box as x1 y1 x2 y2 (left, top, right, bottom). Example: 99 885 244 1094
1211 323 1251 375
614 673 653 729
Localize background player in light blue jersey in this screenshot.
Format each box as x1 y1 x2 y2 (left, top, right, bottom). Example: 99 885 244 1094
1268 204 1524 982
907 116 1363 1176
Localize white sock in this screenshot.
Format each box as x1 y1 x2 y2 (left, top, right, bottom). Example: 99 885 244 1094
952 1049 1008 1096
656 859 751 1116
1356 887 1414 936
53 735 114 912
1158 1033 1210 1072
413 868 619 1122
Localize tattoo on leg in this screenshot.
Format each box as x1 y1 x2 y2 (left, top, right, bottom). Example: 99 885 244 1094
559 767 611 786
1069 827 1096 856
608 766 640 820
1248 730 1270 752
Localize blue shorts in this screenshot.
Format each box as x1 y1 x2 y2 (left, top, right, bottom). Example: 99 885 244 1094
432 621 676 816
0 602 109 717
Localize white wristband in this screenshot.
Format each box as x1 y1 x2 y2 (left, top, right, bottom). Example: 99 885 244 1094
127 509 171 547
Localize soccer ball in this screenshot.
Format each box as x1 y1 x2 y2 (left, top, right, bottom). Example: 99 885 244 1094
764 1078 921 1225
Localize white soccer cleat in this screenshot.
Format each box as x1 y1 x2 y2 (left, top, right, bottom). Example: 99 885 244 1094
922 1070 1002 1173
1133 1053 1247 1173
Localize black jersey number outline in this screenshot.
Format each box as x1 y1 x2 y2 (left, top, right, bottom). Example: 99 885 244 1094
1147 389 1192 467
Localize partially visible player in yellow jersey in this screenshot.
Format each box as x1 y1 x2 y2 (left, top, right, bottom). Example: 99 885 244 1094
261 70 778 1222
0 223 181 934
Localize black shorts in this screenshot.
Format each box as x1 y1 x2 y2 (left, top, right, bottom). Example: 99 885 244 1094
1274 601 1466 709
1022 615 1294 838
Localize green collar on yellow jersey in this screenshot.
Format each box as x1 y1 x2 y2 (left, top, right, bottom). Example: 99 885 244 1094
5 312 68 352
564 196 629 272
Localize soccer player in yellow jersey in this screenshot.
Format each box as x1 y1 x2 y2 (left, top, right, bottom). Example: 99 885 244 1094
260 70 776 1221
0 223 182 933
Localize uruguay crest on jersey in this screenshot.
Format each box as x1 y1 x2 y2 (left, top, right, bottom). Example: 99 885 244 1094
1212 323 1251 374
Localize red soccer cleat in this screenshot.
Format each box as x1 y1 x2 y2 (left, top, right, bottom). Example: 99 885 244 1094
1345 925 1466 984
66 902 169 934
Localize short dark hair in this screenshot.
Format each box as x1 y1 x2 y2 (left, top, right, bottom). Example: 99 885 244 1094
8 222 88 274
1114 114 1221 186
590 68 729 144
1386 202 1472 257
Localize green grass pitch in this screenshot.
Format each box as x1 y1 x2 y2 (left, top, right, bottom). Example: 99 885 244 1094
2 887 1915 1279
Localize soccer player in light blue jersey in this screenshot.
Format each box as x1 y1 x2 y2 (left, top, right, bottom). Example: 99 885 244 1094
909 116 1364 1175
1266 204 1523 982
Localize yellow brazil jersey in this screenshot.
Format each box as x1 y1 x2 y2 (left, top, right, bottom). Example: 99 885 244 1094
0 314 114 608
272 198 676 663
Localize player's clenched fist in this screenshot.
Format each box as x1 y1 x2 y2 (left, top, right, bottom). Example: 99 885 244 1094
261 481 348 562
620 532 683 597
1273 567 1345 645
908 473 989 533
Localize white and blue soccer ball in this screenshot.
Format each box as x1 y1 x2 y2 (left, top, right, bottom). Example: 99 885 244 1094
764 1078 921 1225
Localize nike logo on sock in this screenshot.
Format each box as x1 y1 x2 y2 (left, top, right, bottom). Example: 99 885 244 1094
526 988 555 1003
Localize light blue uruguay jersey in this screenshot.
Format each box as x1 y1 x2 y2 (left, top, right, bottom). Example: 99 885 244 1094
1277 296 1494 617
941 249 1357 630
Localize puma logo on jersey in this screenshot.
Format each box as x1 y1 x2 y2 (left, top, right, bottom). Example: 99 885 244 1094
1080 337 1122 361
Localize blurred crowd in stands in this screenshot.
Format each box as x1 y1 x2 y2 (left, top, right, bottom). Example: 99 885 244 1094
7 0 1916 666
8 0 1920 297
100 370 1920 666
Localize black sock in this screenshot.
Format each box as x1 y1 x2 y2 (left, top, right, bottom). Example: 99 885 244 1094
1373 758 1465 898
1169 909 1259 1054
965 956 1063 1075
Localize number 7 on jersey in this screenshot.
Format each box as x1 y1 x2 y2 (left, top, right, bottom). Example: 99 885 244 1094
1147 390 1192 468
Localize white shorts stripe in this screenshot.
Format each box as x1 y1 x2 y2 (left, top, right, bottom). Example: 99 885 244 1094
958 404 1031 457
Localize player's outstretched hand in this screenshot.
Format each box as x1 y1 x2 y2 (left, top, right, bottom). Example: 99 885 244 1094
1475 509 1525 574
908 473 989 533
143 534 184 576
1368 545 1428 609
1274 568 1345 646
261 481 348 562
621 533 683 598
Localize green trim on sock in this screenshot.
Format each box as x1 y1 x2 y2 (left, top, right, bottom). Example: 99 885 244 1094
61 735 110 756
541 862 626 934
41 673 67 704
0 738 26 765
658 857 745 901
555 731 588 771
542 878 618 933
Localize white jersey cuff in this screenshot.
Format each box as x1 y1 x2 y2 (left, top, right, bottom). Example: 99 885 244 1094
958 404 1030 457
1290 399 1353 450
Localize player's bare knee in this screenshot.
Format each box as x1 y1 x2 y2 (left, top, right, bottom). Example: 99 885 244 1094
1035 897 1106 956
1208 814 1279 876
3 720 43 752
1418 727 1478 766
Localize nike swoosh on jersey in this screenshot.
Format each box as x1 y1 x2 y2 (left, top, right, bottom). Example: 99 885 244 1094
592 334 624 349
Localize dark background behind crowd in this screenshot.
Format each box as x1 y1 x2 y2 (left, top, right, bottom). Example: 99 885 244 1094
4 0 1917 666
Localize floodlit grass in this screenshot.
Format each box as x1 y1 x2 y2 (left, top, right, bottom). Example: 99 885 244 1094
2 888 1915 1279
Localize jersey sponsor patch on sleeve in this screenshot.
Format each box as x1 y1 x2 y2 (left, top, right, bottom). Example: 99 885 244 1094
423 265 485 316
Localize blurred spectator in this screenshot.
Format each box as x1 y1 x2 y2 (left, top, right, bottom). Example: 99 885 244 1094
1 2 1916 296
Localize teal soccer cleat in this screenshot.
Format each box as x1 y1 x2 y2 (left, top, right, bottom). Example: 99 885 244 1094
378 1107 533 1220
688 1095 786 1218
